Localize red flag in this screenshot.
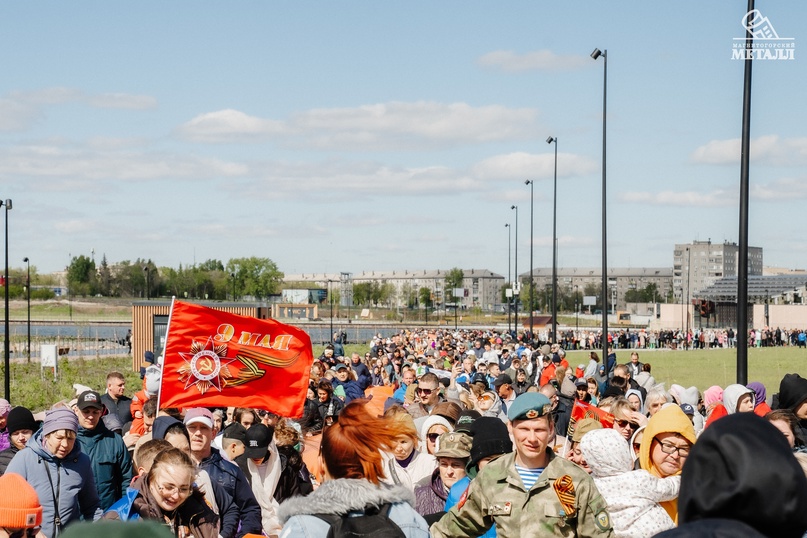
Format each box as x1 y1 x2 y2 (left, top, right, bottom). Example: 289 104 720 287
566 399 614 439
159 300 314 418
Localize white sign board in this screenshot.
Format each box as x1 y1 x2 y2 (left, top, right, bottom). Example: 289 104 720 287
583 295 598 306
282 289 310 305
41 345 58 368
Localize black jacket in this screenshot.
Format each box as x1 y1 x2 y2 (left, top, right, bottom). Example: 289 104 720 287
661 413 807 538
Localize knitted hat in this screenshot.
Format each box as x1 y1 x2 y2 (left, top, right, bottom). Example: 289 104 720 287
144 366 162 396
468 417 513 471
0 473 43 527
0 398 11 417
6 406 38 434
42 407 79 437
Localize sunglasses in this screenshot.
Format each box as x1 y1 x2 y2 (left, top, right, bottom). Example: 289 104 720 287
416 387 435 396
427 433 441 442
615 419 638 430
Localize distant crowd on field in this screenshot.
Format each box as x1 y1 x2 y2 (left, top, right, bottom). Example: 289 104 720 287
548 326 806 351
1 327 807 538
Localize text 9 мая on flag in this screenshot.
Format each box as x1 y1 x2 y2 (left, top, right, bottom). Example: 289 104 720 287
159 300 314 418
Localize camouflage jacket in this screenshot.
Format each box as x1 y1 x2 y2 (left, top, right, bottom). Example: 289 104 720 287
430 450 613 538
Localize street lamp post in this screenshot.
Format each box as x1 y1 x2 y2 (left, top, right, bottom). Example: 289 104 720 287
525 179 535 340
23 257 30 362
143 266 150 300
230 273 236 301
511 205 519 335
2 199 11 401
574 284 579 334
327 279 334 344
591 47 608 366
506 223 511 333
547 136 559 345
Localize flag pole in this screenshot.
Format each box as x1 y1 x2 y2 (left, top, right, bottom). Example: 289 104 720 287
155 296 176 411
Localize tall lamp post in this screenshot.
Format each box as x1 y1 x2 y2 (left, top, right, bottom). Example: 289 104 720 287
546 136 559 345
525 179 535 340
591 47 608 365
574 284 579 334
327 279 334 344
511 205 519 335
143 266 150 300
2 199 11 401
23 257 30 362
506 223 511 333
230 273 236 301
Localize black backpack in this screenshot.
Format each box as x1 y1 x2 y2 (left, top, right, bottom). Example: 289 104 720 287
313 503 406 538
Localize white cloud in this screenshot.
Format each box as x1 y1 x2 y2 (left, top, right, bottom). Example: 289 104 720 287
471 151 597 181
0 143 248 183
752 177 807 200
691 135 807 166
175 109 285 142
176 101 539 149
0 98 40 131
0 87 158 131
620 190 737 207
477 50 590 72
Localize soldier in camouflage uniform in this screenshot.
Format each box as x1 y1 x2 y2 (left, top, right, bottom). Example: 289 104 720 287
431 393 613 537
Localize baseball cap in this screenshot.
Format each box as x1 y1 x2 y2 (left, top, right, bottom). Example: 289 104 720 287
244 424 273 460
184 408 214 429
507 393 552 422
76 390 105 411
222 422 248 444
434 432 472 459
332 363 348 371
680 403 695 416
493 374 513 388
571 417 603 443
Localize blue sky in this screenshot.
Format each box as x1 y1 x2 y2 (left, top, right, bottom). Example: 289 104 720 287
1 2 804 280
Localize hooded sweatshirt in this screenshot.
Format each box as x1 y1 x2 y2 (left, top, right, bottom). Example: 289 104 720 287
639 404 696 523
656 413 807 538
581 428 678 538
722 384 754 415
747 381 772 416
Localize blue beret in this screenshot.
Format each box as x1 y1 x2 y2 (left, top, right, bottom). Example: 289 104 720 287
507 393 552 422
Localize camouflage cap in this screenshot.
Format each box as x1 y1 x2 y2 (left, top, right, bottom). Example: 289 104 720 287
434 431 473 459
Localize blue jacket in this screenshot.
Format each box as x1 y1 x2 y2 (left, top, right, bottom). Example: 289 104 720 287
331 378 365 403
445 477 497 538
7 429 102 538
351 362 372 390
106 474 240 538
199 448 262 538
77 421 134 510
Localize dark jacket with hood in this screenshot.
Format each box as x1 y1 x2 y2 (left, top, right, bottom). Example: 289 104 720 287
77 420 134 510
6 429 102 538
102 475 218 538
776 373 807 439
656 413 807 538
199 447 263 537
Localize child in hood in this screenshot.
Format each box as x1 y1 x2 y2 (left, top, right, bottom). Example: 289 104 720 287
580 428 680 538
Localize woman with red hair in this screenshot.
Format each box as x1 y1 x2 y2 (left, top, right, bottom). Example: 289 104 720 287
277 400 430 537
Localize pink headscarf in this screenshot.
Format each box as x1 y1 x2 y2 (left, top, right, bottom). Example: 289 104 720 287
703 385 724 407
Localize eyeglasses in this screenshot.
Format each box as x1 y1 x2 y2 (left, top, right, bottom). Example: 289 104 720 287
427 433 441 442
416 387 435 396
5 528 41 538
615 419 638 430
657 441 690 457
155 481 193 497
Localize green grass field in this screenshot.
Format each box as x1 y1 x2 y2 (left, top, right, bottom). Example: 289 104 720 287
3 345 804 412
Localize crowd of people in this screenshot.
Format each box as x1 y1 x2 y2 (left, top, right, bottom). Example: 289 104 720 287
0 327 806 538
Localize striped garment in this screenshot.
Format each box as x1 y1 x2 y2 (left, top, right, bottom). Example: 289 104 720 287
514 463 545 490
